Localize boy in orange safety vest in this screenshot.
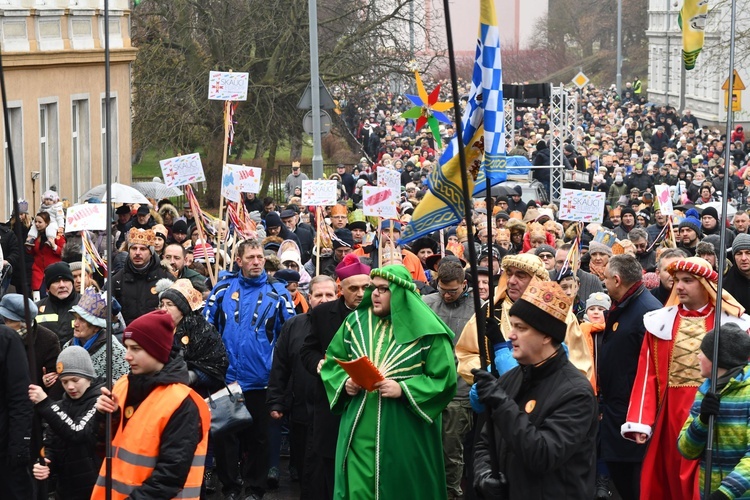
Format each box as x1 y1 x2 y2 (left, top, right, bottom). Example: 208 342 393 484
92 309 210 500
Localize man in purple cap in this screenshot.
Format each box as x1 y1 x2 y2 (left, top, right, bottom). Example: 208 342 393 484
300 253 371 498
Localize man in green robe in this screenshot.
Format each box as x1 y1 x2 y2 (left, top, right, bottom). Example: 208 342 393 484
321 264 457 500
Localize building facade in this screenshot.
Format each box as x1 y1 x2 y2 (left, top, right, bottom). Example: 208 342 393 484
647 0 750 126
0 0 136 220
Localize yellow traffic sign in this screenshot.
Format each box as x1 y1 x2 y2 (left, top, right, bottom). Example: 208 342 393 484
722 70 746 91
725 91 742 112
572 72 589 89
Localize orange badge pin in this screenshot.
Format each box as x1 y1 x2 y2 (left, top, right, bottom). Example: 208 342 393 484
150 287 157 295
56 362 64 374
181 336 190 345
125 406 134 419
612 322 619 332
525 400 536 413
231 291 239 301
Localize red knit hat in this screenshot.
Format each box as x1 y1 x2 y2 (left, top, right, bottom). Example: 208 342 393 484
123 310 174 364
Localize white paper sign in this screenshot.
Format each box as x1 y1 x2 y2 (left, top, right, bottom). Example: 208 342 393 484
362 186 398 218
654 184 674 215
558 189 606 223
377 167 401 193
301 180 338 206
160 153 206 188
222 164 262 202
208 71 250 101
66 203 108 232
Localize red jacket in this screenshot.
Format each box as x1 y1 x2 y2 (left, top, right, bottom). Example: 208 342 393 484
27 234 65 290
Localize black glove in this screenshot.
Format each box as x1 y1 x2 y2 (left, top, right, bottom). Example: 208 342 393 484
708 490 730 500
700 392 721 424
485 316 504 348
474 469 505 499
472 368 508 409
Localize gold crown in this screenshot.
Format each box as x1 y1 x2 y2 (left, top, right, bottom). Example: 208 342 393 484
331 204 348 217
520 277 572 323
292 161 301 168
128 228 156 248
169 279 204 312
495 228 510 242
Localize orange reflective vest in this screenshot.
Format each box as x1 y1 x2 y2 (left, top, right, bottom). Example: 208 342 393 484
91 376 210 500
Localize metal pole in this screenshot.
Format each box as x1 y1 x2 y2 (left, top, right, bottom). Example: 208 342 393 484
103 1 114 498
308 0 323 180
409 0 415 60
665 1 671 104
704 0 738 495
616 0 622 94
679 64 687 113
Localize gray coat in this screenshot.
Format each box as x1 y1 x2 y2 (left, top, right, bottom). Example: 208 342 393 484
549 268 603 303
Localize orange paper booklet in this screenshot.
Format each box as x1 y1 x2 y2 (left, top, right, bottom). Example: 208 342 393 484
335 356 384 392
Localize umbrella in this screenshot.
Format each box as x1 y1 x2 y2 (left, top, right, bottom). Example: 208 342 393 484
699 201 738 220
132 182 183 199
80 183 151 205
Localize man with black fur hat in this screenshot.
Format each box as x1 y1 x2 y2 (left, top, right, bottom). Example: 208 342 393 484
36 262 80 347
614 207 638 240
507 185 527 215
679 323 750 499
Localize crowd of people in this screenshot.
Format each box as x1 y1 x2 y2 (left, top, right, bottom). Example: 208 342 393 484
2 78 750 500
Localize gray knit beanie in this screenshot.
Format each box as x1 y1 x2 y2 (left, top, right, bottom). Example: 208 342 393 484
733 233 750 256
56 346 96 380
700 323 750 369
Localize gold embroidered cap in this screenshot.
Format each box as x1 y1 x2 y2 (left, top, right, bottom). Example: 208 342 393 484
128 227 156 248
509 277 571 342
501 253 549 281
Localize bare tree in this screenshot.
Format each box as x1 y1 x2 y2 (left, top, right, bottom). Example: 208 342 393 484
131 0 439 205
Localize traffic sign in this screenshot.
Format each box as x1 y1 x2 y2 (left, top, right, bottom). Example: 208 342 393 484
721 70 746 91
303 109 332 137
572 72 589 89
297 77 337 110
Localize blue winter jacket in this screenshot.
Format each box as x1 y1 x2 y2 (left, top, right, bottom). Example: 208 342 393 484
205 270 295 391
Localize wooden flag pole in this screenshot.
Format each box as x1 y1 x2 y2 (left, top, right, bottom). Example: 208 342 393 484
214 100 231 277
377 218 383 268
187 185 216 286
80 231 86 295
389 222 395 265
316 206 321 277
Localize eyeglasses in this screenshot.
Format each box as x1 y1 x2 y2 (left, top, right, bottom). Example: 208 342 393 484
538 253 554 260
369 284 391 295
437 284 463 297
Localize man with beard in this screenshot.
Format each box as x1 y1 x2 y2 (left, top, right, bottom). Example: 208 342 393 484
35 262 80 347
300 254 370 499
112 228 175 325
456 254 594 388
733 211 749 235
677 217 702 256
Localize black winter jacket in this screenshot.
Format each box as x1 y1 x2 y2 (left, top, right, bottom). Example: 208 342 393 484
112 254 175 325
38 379 104 500
96 350 203 500
36 291 80 347
0 326 32 467
598 284 662 462
268 313 317 424
174 312 228 392
474 348 598 499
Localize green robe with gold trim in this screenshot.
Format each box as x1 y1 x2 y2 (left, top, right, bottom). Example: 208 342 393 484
321 307 456 500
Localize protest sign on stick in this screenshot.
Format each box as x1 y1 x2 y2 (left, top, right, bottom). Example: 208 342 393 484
558 189 606 223
363 186 398 219
222 165 262 202
655 184 674 215
208 71 249 101
301 180 337 206
66 204 108 232
160 153 206 188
